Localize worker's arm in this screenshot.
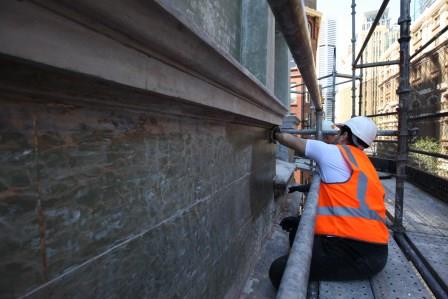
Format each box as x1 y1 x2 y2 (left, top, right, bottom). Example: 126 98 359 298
274 131 307 156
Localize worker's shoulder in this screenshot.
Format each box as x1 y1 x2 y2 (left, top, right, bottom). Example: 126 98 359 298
306 140 343 164
306 139 339 153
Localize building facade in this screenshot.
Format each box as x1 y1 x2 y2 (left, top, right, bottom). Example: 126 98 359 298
317 17 337 120
360 8 400 117
369 0 448 175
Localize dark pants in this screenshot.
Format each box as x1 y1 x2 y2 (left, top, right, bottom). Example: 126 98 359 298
269 235 388 289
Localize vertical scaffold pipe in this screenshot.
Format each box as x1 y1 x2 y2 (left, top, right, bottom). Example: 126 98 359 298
351 0 357 117
268 0 322 113
359 56 363 116
276 174 321 299
316 110 323 141
394 0 411 232
331 47 337 122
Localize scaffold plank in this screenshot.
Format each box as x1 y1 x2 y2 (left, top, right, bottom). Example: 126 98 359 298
382 178 448 236
370 237 432 298
407 231 448 289
318 280 374 299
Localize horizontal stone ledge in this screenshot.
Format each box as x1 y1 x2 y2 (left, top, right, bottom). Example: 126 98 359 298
0 55 279 128
0 0 287 124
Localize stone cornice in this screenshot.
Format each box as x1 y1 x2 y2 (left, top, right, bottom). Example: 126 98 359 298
0 0 288 125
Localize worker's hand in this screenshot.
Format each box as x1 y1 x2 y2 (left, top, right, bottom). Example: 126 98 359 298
280 216 299 232
269 126 280 144
288 183 311 193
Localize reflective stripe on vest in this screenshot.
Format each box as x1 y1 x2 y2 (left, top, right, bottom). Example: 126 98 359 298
317 145 385 223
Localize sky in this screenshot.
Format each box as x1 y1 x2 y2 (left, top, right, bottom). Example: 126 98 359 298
316 0 400 68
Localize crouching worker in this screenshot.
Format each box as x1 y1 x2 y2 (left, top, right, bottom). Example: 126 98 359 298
283 119 339 247
269 116 388 289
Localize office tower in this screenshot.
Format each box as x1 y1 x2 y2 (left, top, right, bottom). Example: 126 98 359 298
317 17 337 121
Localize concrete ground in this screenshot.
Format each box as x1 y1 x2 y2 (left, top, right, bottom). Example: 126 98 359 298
239 191 301 299
239 222 289 299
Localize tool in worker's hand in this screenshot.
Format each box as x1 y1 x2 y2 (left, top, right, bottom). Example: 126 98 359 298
288 183 311 193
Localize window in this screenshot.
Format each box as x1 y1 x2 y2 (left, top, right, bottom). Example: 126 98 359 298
290 86 297 105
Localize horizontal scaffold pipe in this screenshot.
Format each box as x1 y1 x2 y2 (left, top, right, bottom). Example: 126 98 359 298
409 111 448 120
321 79 353 90
365 111 398 118
318 73 361 80
354 60 400 69
336 72 361 79
268 0 321 112
409 149 448 160
276 174 321 299
281 128 399 137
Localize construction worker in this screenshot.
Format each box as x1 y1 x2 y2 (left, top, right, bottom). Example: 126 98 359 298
284 120 339 245
269 116 388 288
287 119 339 194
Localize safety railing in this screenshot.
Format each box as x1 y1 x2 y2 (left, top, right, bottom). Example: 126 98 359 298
271 0 448 296
276 174 321 299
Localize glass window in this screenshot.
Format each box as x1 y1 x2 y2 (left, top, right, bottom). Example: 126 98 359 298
290 86 297 105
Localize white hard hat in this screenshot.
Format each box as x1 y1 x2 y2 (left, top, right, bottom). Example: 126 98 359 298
322 120 338 132
342 116 377 147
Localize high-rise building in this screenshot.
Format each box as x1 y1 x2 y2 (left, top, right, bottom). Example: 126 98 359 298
359 8 399 117
317 17 337 120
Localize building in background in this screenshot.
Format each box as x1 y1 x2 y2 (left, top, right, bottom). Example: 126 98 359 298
317 17 337 120
359 8 399 117
335 43 355 122
370 0 448 175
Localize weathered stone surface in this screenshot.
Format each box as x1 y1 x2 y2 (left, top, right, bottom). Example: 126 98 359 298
0 95 276 298
162 0 242 60
0 0 287 296
0 1 287 125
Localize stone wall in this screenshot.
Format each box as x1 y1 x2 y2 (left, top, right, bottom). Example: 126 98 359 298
165 0 242 60
0 1 289 298
0 84 275 298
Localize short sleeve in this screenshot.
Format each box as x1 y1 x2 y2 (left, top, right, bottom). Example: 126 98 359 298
305 140 333 164
304 140 351 183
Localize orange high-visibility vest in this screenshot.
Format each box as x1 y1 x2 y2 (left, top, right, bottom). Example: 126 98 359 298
315 144 389 244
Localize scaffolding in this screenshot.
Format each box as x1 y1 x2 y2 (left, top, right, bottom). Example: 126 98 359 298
270 0 448 298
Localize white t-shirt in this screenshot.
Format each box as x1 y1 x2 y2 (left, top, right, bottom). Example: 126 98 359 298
305 140 351 183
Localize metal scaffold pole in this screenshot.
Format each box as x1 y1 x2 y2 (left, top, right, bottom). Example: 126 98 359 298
358 56 363 116
394 0 411 232
351 0 357 117
332 47 336 122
